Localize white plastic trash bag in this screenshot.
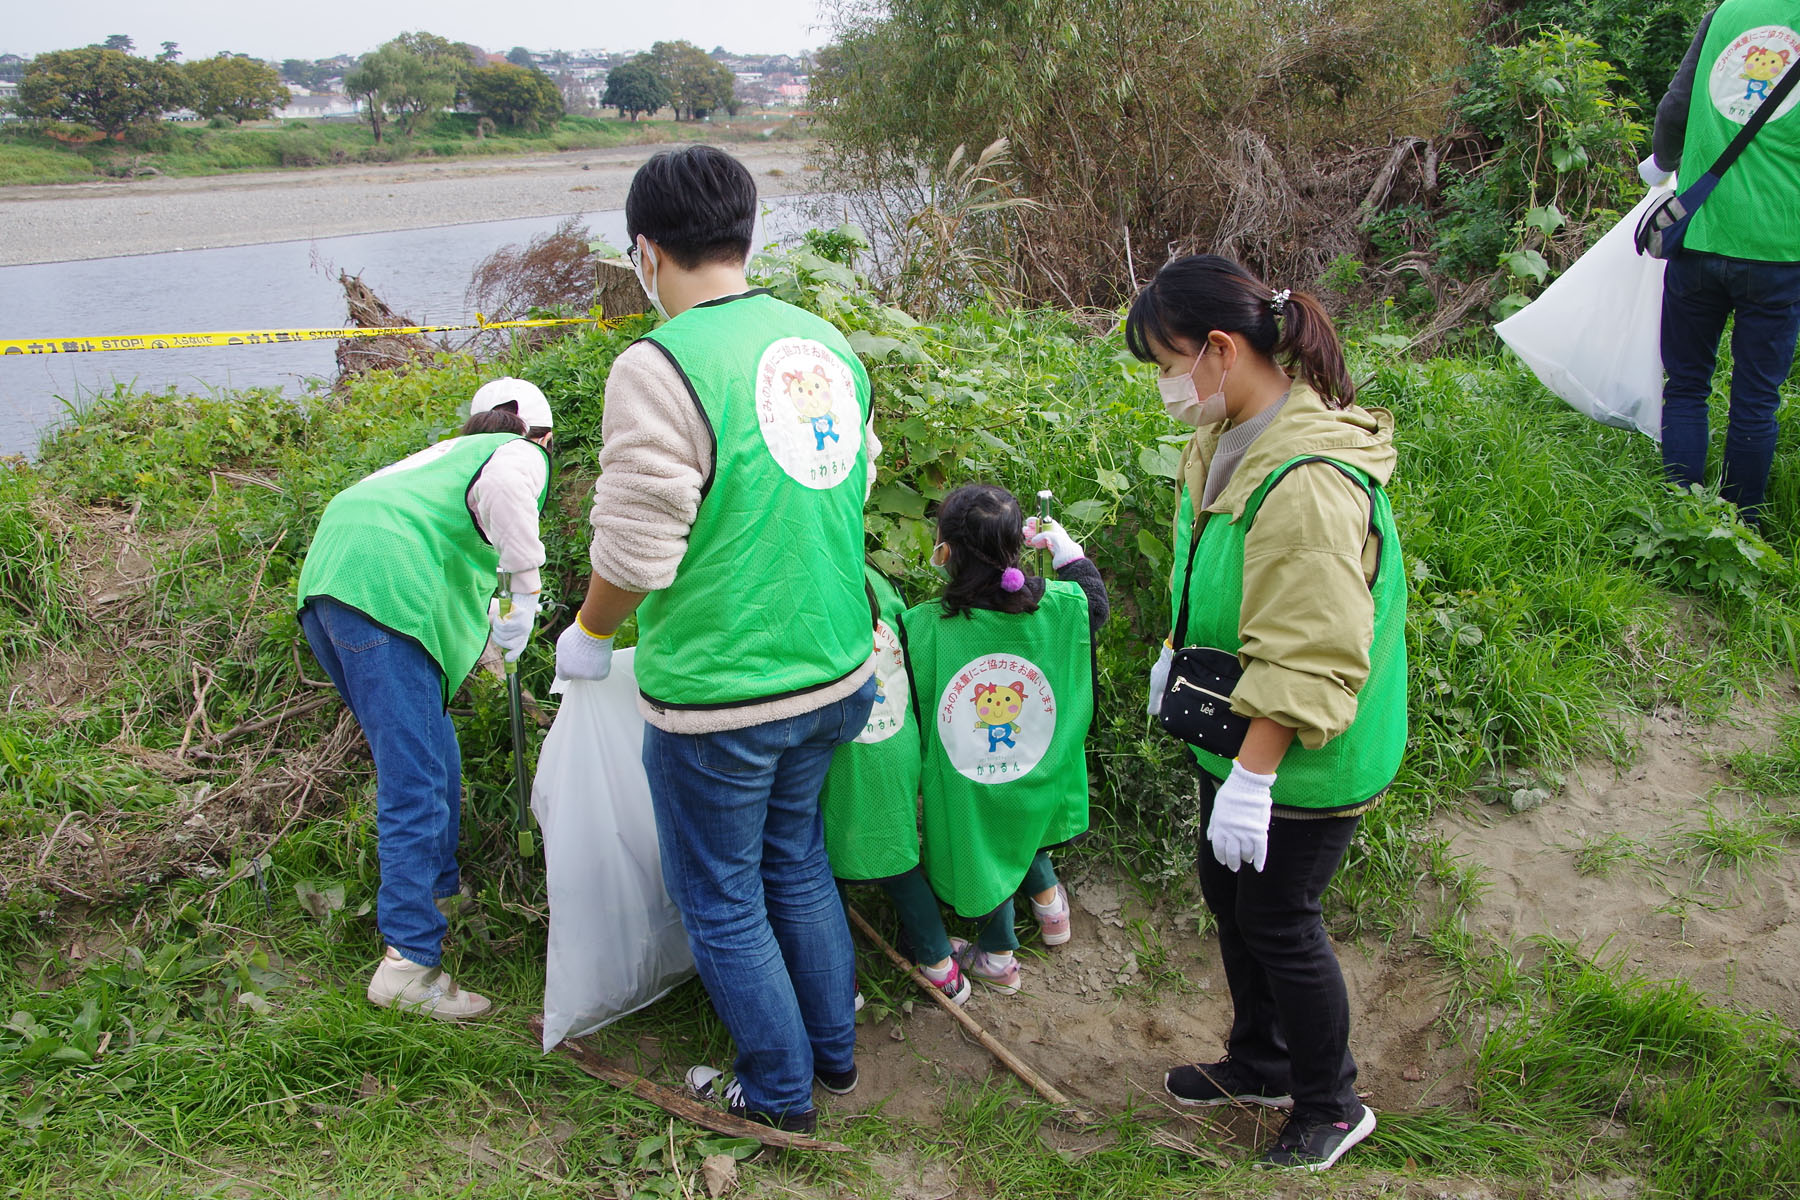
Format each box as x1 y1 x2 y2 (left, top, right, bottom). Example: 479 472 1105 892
535 648 694 1050
1495 187 1671 442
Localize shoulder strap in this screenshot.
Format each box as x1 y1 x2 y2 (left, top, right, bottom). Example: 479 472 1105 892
1171 456 1381 647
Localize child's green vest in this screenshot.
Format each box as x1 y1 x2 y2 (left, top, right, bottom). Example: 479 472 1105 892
634 291 873 710
902 583 1093 917
820 565 923 882
1172 455 1407 809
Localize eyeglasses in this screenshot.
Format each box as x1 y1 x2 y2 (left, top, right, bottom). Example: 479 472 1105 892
625 242 640 267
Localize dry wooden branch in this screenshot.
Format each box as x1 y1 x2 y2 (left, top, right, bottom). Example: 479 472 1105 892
534 1019 852 1153
845 904 1098 1125
193 694 332 753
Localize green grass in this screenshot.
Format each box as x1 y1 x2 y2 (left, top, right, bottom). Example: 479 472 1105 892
4 240 1800 1195
0 111 810 186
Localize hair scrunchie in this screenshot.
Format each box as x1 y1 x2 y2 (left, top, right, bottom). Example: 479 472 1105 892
999 567 1026 593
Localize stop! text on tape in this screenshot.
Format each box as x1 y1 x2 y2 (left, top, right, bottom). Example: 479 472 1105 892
0 314 627 357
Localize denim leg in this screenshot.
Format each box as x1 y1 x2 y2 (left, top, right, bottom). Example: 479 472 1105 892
762 687 872 1080
1719 258 1800 521
433 722 463 901
1660 252 1735 490
300 598 454 967
643 677 875 1116
881 867 953 965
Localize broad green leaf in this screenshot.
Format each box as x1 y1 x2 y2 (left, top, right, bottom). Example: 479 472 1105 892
1064 499 1110 523
845 330 906 359
1502 249 1549 284
1524 204 1567 235
871 480 927 519
1137 444 1182 480
1096 467 1128 494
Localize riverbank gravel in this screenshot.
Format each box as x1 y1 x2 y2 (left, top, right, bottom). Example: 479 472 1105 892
0 144 818 267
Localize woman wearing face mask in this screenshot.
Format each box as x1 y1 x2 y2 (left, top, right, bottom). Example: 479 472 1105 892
1126 255 1406 1173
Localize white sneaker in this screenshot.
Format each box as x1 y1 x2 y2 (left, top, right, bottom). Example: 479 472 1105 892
366 947 493 1021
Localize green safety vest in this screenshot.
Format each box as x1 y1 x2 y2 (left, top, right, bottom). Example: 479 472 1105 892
819 564 923 883
634 291 874 710
1171 455 1407 809
1682 0 1800 261
902 583 1093 917
296 432 548 705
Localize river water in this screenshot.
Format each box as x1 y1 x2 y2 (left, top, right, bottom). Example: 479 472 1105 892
0 197 821 458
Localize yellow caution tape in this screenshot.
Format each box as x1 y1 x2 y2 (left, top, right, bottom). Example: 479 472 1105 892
0 314 625 357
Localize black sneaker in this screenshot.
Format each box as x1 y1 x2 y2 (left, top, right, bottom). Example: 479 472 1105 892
1257 1105 1377 1172
1163 1056 1294 1109
815 1063 859 1095
685 1065 819 1134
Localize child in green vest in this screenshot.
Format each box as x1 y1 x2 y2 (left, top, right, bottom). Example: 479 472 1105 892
891 483 1109 996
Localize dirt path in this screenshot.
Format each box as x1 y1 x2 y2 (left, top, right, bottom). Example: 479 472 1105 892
0 144 818 267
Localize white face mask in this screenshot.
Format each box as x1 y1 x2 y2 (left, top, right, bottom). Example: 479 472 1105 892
633 236 669 320
1157 348 1229 427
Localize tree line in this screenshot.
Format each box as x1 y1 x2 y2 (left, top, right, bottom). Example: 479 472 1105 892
8 32 742 145
10 36 291 136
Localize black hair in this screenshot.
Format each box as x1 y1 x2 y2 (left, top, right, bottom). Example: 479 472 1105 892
460 408 551 442
624 145 757 270
936 483 1039 618
1124 254 1355 409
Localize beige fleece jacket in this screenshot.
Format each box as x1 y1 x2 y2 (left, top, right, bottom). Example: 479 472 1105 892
587 336 880 734
1175 379 1397 750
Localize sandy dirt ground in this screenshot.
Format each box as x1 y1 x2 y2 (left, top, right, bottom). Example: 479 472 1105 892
0 144 818 267
572 685 1799 1198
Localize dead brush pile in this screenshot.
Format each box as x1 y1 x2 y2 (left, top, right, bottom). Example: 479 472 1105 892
811 0 1466 309
0 484 366 914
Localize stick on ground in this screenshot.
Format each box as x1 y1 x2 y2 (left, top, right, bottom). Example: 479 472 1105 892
845 903 1100 1125
532 1018 851 1153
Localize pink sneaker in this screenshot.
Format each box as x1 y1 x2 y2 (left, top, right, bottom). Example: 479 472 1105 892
1032 884 1071 946
951 937 1020 995
920 957 972 1006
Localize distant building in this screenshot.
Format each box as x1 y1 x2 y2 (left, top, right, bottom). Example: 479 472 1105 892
277 92 363 121
0 79 17 123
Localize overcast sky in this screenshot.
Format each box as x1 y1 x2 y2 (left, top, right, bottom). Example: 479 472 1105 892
3 0 837 62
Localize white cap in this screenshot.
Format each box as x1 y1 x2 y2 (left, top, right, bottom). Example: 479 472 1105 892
470 377 554 429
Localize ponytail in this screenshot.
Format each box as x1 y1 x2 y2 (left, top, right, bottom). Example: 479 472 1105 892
1273 289 1355 409
1125 254 1355 409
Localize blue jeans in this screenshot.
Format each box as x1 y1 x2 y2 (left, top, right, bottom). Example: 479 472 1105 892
1661 251 1800 523
642 676 876 1118
300 597 461 968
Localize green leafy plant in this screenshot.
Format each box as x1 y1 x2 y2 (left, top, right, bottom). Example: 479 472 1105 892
1621 486 1793 602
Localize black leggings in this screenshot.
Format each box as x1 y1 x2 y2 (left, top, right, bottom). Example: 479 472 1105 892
1197 774 1361 1120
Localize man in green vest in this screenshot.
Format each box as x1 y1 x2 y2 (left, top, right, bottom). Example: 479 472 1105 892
555 146 878 1134
297 378 556 1021
1648 0 1800 525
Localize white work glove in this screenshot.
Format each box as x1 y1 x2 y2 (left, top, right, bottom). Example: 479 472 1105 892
1022 516 1085 568
1208 760 1276 873
1638 155 1673 188
1147 642 1173 716
486 592 539 662
554 615 614 681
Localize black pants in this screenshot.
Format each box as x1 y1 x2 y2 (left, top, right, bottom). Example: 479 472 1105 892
1197 773 1361 1120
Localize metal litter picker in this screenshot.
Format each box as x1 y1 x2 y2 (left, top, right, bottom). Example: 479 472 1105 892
498 570 536 859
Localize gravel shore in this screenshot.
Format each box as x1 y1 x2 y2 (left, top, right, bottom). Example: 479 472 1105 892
0 144 818 267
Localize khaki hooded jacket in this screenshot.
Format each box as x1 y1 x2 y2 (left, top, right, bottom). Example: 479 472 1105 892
1174 379 1398 751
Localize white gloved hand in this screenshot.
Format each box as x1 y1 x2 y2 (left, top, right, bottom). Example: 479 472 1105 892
1638 155 1673 188
1147 642 1174 716
1022 516 1085 568
1208 760 1276 873
487 591 539 662
554 614 614 681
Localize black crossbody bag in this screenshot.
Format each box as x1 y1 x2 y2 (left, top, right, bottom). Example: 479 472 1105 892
1158 458 1382 757
1635 61 1800 259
